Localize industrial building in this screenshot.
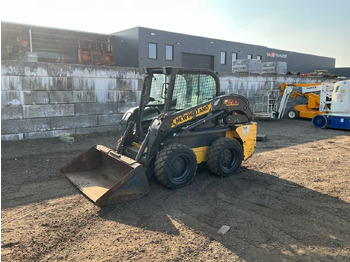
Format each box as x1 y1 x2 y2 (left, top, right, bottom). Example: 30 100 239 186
2 21 348 76
111 27 336 74
1 22 113 65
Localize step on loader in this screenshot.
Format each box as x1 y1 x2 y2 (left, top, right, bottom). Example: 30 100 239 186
61 67 257 206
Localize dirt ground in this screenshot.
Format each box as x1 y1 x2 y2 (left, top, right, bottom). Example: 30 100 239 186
1 118 350 261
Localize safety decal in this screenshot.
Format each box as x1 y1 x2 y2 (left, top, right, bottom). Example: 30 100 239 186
242 126 250 134
223 99 239 106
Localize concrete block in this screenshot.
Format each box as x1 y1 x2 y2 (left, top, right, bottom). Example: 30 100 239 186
2 118 50 134
257 134 267 142
23 104 74 118
217 225 231 235
114 67 143 79
47 64 69 77
95 91 119 103
24 62 48 76
74 91 97 103
23 91 49 105
1 76 23 90
1 91 24 105
98 114 123 126
118 102 138 114
75 103 118 115
48 77 68 90
76 125 118 135
25 52 38 62
67 77 95 90
50 91 96 103
255 88 271 96
95 78 117 90
263 81 275 90
95 68 119 78
1 133 24 141
116 79 140 91
220 80 230 92
1 61 26 76
118 90 141 102
24 129 75 139
51 115 97 130
68 64 96 77
21 76 50 90
262 62 287 75
1 106 23 120
232 59 262 74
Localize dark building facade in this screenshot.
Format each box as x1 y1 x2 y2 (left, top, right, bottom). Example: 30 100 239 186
112 27 336 73
1 22 338 74
1 22 113 65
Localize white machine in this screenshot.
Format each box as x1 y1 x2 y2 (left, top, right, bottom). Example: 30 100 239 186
252 82 334 119
312 80 350 129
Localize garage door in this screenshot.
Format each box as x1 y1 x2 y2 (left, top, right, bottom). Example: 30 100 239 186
182 53 214 70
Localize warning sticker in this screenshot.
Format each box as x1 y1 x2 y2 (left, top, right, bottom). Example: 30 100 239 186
242 126 250 134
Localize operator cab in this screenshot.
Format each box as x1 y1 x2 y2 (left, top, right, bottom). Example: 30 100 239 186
139 68 219 135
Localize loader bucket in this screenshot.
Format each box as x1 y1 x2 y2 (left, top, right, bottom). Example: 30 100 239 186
61 145 149 207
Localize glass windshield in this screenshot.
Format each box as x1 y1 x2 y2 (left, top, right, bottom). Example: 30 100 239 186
149 74 168 104
172 73 216 110
142 74 169 122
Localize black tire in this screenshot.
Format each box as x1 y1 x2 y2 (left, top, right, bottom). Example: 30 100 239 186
206 137 243 177
287 109 299 119
154 143 197 189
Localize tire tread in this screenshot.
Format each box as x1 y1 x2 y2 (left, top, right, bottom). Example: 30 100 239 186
154 143 197 188
206 137 242 177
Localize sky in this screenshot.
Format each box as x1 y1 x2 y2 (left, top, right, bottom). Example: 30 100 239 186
1 0 350 67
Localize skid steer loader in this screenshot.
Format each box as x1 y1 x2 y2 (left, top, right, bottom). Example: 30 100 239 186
61 67 257 206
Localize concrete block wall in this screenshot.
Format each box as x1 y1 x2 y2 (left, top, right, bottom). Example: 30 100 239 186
1 61 143 141
218 73 329 109
1 61 329 141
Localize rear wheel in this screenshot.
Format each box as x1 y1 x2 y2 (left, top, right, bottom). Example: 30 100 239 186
287 109 299 119
312 114 328 128
154 143 197 189
206 137 243 177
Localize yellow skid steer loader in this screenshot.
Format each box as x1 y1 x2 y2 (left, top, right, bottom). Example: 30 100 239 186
61 67 257 206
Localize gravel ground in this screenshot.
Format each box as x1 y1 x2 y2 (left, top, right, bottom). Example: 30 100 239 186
2 118 350 261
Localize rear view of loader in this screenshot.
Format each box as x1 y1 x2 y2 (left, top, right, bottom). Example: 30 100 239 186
61 67 257 206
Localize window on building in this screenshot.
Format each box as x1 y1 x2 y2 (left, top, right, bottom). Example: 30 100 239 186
220 51 226 65
232 52 238 62
148 43 157 59
247 54 253 59
257 55 262 60
165 45 173 61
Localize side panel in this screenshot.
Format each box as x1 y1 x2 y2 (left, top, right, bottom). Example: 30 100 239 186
225 122 257 160
298 110 322 119
191 122 257 163
328 115 350 130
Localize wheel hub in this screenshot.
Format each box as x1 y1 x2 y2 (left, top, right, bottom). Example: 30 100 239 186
170 155 189 179
221 148 234 168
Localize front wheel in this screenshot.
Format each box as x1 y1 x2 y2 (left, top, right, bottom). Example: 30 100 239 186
154 143 197 189
206 137 243 177
287 109 299 119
